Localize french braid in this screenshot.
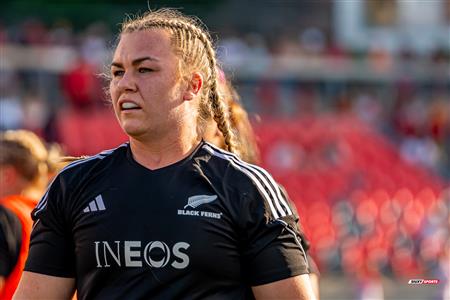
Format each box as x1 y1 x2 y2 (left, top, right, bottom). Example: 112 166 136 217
121 9 238 154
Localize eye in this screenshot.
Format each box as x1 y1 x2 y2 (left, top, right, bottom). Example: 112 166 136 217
138 68 154 73
112 70 124 77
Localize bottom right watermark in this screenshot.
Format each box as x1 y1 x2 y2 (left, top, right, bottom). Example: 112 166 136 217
408 279 440 285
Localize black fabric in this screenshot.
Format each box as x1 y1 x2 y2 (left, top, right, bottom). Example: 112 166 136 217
278 185 320 275
25 141 309 300
0 205 22 277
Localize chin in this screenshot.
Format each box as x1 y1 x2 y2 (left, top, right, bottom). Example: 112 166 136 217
120 122 146 138
124 129 147 139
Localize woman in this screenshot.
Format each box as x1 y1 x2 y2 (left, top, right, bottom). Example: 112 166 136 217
15 9 316 299
0 130 49 299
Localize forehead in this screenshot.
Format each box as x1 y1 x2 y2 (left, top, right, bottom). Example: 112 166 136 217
113 29 175 62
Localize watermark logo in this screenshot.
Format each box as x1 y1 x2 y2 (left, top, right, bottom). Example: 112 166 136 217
408 279 440 285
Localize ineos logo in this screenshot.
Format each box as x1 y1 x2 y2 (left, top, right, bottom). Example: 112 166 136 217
95 241 190 269
144 241 170 268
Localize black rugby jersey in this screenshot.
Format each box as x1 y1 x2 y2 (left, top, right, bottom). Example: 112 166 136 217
25 141 309 300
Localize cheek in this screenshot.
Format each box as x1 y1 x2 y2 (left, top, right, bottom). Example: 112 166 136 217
109 84 120 114
109 83 119 103
109 81 116 98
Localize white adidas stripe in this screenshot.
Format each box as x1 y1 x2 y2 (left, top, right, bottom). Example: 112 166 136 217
219 148 293 216
34 154 104 213
83 195 106 213
95 195 106 210
203 144 292 219
34 143 127 216
204 143 293 216
89 200 98 211
205 147 280 218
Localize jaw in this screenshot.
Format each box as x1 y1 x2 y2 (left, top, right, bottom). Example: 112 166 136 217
119 117 148 138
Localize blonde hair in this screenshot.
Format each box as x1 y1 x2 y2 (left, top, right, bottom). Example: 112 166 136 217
120 8 238 154
216 76 260 164
0 130 48 190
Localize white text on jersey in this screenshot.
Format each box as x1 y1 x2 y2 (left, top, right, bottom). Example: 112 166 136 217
94 241 190 269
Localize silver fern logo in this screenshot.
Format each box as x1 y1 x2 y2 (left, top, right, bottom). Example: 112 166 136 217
184 195 217 209
178 195 221 219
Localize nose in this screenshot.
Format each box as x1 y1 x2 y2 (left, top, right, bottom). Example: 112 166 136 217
116 71 137 92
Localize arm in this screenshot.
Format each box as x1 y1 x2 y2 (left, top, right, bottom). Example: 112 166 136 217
252 274 317 300
309 273 320 300
225 166 315 298
13 271 75 300
16 175 77 299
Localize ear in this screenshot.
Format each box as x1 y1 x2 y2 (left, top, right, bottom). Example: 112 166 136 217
183 72 203 101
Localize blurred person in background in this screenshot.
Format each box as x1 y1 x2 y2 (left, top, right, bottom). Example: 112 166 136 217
14 8 316 300
0 130 49 299
204 69 321 299
45 142 69 181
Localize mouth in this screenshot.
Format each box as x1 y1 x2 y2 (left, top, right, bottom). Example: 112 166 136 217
119 100 142 111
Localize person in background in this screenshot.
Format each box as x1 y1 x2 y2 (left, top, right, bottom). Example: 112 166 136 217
204 70 321 299
0 130 49 299
14 8 316 299
45 142 69 181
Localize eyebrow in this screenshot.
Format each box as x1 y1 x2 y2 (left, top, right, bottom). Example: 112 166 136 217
111 56 159 68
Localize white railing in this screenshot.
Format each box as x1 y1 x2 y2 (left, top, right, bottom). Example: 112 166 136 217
1 43 449 82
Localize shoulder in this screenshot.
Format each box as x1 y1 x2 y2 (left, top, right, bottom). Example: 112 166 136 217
32 143 128 217
199 142 259 183
200 142 293 220
200 142 276 189
57 143 129 182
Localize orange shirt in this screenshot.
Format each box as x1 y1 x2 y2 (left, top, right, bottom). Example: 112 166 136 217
0 195 37 300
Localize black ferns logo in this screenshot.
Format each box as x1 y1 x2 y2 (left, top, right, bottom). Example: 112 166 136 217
184 195 217 209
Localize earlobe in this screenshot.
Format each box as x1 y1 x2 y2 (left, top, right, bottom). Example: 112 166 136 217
183 72 203 101
183 92 195 101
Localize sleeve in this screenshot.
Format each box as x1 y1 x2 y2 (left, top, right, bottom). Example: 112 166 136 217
278 185 320 276
24 175 76 277
0 205 22 277
236 170 310 286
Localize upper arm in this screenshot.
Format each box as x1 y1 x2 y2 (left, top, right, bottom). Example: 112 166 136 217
13 271 75 300
237 173 310 285
252 274 317 300
25 176 76 277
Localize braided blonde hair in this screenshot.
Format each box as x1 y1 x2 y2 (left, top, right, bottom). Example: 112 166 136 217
120 8 238 154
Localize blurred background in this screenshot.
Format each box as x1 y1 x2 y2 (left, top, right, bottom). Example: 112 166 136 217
1 0 449 299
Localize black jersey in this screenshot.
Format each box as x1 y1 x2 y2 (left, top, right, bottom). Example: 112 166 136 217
25 141 309 300
0 205 22 277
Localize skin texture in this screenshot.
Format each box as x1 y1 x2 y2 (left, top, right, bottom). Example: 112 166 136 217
13 272 75 300
310 273 320 299
110 29 202 170
252 274 317 300
13 28 316 300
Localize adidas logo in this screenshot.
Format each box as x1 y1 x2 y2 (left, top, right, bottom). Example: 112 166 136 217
83 195 106 213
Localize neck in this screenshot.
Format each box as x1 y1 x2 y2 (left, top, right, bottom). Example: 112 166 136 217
129 124 200 170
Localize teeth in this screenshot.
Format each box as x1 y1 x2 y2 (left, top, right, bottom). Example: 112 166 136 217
121 102 140 109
